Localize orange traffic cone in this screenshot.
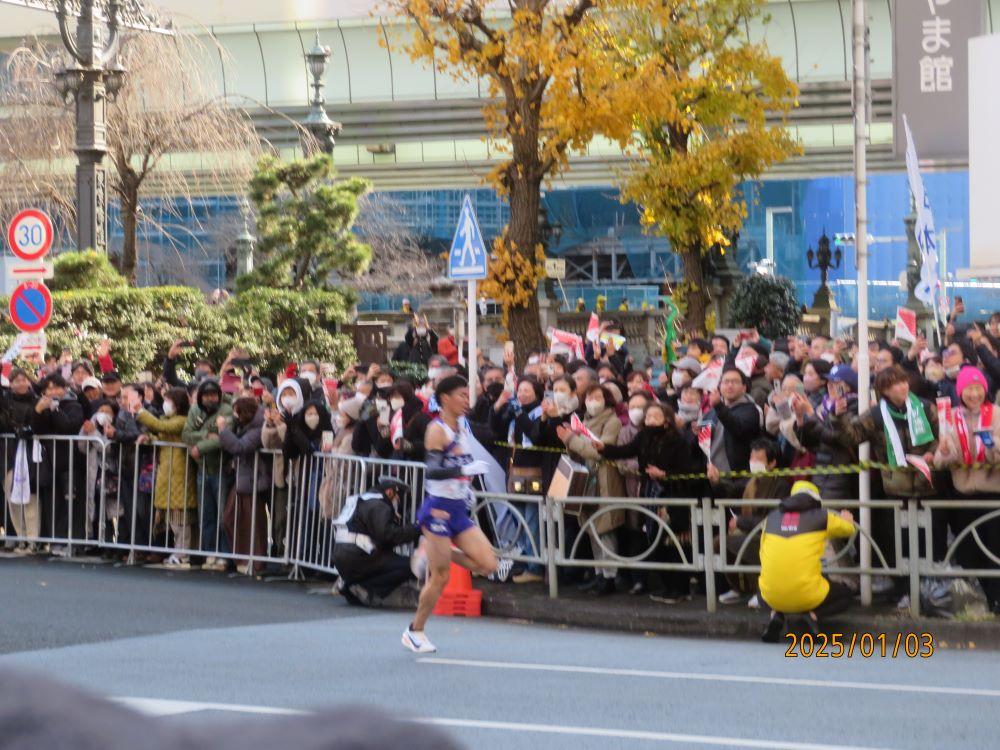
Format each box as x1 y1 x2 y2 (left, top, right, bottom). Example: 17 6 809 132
433 562 482 617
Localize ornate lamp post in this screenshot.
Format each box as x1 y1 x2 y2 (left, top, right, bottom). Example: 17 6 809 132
806 230 842 310
538 201 564 307
2 1 171 253
303 32 341 155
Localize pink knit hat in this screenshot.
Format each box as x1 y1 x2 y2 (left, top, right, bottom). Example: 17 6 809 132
956 366 988 398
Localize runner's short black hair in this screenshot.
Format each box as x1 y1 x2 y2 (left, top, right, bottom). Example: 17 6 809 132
435 375 468 402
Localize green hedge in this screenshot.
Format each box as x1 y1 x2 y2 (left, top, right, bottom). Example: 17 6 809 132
0 286 357 380
48 250 127 292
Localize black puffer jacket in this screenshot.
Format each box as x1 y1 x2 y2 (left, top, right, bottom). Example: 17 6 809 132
332 490 421 582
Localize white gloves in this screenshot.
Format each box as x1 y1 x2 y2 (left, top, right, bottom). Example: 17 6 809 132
460 460 490 477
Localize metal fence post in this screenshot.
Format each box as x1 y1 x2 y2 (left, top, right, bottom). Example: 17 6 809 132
545 496 558 599
908 499 921 618
701 496 716 613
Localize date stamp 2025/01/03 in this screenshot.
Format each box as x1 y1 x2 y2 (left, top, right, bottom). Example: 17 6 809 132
785 632 935 658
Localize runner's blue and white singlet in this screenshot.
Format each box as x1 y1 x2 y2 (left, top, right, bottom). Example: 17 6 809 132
425 417 476 507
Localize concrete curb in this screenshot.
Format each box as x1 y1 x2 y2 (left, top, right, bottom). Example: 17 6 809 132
478 582 1000 650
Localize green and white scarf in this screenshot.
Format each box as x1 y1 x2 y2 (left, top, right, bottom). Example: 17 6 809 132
880 393 934 468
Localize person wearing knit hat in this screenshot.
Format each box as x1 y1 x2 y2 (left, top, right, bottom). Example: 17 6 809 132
933 365 1000 611
758 480 857 642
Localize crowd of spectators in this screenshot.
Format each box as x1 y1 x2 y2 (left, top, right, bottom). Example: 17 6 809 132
2 304 999 616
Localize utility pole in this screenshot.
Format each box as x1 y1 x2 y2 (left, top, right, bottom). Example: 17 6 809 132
853 0 872 607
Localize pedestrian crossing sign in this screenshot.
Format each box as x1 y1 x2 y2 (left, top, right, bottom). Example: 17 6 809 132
448 195 489 280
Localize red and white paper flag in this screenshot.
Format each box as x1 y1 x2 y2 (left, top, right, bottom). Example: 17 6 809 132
570 412 601 443
895 306 917 343
905 454 934 488
692 359 723 392
585 312 601 343
390 409 404 448
735 350 758 378
935 396 953 439
697 423 713 459
547 327 585 360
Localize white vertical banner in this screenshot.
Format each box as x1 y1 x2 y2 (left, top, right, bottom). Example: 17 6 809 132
903 114 940 309
467 280 478 406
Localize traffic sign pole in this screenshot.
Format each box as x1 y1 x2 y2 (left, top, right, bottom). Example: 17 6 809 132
468 279 478 407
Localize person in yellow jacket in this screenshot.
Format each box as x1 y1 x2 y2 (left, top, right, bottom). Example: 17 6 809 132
758 480 855 642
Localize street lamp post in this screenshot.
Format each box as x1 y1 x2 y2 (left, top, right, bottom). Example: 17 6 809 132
537 201 564 307
806 231 843 310
52 0 127 254
1 0 172 254
303 32 341 155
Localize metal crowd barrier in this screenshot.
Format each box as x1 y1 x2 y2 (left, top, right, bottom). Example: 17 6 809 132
3 438 1000 619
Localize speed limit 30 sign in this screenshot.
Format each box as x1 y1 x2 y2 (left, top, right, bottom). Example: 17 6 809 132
7 209 54 261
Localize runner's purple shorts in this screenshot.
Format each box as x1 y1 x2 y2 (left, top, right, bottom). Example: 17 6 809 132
416 495 476 538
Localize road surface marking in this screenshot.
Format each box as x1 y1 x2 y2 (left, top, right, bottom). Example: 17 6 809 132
418 657 1000 699
113 697 893 750
421 718 896 750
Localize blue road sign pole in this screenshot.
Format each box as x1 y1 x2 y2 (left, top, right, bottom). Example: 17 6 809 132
448 194 489 406
468 279 477 407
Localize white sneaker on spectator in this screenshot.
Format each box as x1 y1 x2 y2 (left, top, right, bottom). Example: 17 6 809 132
747 594 761 609
401 627 437 654
491 557 514 582
164 554 189 569
410 546 428 585
50 545 68 558
718 590 743 605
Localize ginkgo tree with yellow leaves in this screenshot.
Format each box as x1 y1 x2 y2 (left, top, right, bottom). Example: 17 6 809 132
613 0 800 335
383 0 648 352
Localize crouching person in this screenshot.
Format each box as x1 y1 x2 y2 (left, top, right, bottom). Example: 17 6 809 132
333 477 421 607
758 480 856 643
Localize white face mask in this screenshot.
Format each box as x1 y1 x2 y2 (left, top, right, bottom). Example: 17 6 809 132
162 401 175 417
945 364 961 379
415 327 427 337
527 356 540 365
304 413 320 430
301 371 317 385
585 400 603 417
628 407 645 426
335 413 349 430
678 403 700 423
671 371 688 389
281 395 297 412
749 460 767 474
427 367 442 382
93 411 111 427
390 398 405 411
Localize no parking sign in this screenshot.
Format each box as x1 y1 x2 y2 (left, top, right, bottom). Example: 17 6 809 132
9 281 52 333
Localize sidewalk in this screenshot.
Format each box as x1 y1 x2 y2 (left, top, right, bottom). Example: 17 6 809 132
477 581 1000 650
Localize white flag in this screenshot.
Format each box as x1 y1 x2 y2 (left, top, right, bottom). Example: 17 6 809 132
903 114 939 308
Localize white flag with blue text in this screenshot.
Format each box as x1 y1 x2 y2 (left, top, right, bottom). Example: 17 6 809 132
903 114 939 308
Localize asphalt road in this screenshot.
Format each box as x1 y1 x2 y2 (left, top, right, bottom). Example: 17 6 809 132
1 556 999 750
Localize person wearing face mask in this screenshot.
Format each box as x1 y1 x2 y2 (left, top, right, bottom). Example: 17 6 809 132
385 381 429 461
491 377 546 583
933 366 1000 611
792 365 859 501
704 368 765 498
353 373 397 459
937 340 977 406
665 357 702 410
598 402 694 600
717 438 791 606
136 387 197 568
181 379 233 570
219 397 271 576
556 384 626 596
2 369 40 551
32 373 85 550
393 315 439 366
617 392 651 497
77 400 123 546
333 477 422 607
470 366 506 428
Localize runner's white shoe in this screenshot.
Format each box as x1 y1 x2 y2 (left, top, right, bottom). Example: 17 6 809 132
402 627 437 654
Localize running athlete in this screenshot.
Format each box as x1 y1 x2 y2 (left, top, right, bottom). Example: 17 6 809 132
402 375 498 653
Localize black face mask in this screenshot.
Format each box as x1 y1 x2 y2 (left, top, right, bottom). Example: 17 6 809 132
201 397 220 415
485 382 505 401
376 386 392 399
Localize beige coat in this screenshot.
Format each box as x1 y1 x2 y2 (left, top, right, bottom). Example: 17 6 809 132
933 405 1000 494
566 407 627 533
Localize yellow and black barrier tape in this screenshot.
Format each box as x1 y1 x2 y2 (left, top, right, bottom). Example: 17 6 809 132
491 441 1000 482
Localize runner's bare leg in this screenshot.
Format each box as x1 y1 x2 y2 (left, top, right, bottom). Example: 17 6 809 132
412 528 453 632
453 525 498 577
